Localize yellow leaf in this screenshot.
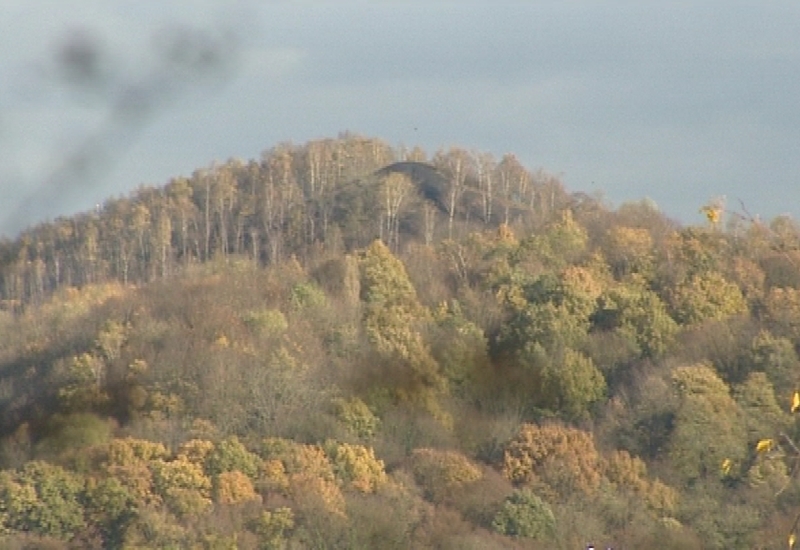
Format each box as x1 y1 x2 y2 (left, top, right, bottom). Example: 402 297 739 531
756 439 774 453
792 391 800 414
700 205 721 224
720 458 732 476
790 532 796 549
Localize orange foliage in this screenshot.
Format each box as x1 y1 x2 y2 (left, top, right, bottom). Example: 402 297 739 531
502 423 602 499
213 470 261 505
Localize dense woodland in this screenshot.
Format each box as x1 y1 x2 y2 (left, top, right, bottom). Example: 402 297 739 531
1 133 800 549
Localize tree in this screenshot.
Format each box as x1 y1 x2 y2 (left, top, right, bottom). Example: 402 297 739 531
604 225 654 280
380 172 413 251
749 330 800 393
475 151 496 224
503 423 603 500
328 442 387 494
84 477 137 547
409 448 483 503
669 271 747 325
213 470 260 505
734 372 790 445
149 455 212 517
667 364 747 484
520 209 588 269
359 240 446 420
433 147 473 239
0 461 86 540
536 348 606 420
491 488 556 540
204 436 261 478
496 153 528 225
594 281 678 358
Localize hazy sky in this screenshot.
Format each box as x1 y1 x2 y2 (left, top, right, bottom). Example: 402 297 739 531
2 1 799 237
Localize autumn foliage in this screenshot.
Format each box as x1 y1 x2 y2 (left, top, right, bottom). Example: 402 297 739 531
0 134 799 548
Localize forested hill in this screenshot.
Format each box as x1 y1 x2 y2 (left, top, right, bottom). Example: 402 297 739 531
0 134 567 308
1 134 800 548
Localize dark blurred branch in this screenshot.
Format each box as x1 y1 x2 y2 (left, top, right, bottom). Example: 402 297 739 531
2 21 239 237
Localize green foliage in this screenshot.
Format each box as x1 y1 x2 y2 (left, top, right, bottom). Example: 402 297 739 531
56 352 110 412
204 436 260 479
429 301 491 392
500 266 601 354
667 365 748 484
84 476 137 546
358 240 447 420
749 330 800 392
537 348 606 419
150 456 212 517
733 372 790 443
595 282 678 358
332 396 381 439
289 281 327 311
328 442 387 493
669 271 748 325
242 308 288 337
491 488 556 540
520 210 588 268
0 461 86 540
35 412 113 458
5 135 800 546
252 507 294 550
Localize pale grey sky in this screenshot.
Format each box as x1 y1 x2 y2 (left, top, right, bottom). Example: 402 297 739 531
2 1 799 237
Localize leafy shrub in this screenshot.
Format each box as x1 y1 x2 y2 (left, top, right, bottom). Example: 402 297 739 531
332 397 380 439
491 488 556 539
329 442 387 493
409 448 482 503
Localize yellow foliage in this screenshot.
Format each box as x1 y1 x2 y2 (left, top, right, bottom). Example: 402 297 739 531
289 473 346 517
561 265 603 306
497 223 517 244
105 437 169 466
330 443 387 493
213 334 230 348
608 226 653 259
177 439 215 468
731 257 765 300
288 445 335 482
409 448 482 502
213 470 261 505
502 423 602 499
756 438 775 453
254 507 295 547
150 457 213 517
37 283 127 330
603 449 678 515
604 450 648 492
164 487 212 517
645 479 679 516
150 457 212 498
700 204 722 225
792 391 800 414
259 459 290 494
721 458 733 476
